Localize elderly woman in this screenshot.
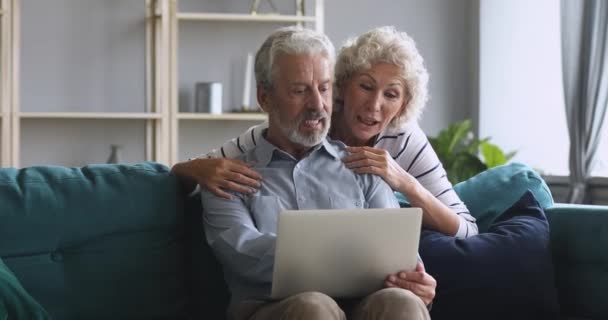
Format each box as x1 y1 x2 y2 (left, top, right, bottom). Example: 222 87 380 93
173 26 478 239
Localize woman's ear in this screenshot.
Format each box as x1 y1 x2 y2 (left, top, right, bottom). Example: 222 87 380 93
333 87 344 112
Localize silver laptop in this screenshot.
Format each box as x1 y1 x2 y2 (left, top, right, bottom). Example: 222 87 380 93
271 208 422 299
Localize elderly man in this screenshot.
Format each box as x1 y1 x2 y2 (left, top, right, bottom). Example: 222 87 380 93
193 26 435 320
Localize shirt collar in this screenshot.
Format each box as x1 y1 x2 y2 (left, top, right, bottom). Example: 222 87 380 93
254 130 340 166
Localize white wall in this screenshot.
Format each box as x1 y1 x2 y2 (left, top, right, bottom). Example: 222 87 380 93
479 0 569 175
325 0 478 136
18 0 478 165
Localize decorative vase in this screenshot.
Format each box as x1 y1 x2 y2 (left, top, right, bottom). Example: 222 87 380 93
106 144 122 164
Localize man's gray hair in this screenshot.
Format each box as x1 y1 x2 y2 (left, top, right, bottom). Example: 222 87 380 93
255 26 336 90
335 26 429 128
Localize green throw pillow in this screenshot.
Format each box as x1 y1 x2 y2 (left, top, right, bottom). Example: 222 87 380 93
0 257 50 320
396 162 554 233
453 162 554 232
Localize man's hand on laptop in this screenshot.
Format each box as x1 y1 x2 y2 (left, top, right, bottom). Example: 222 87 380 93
384 261 436 306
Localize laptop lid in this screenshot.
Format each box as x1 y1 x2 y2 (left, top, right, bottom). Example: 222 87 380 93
271 208 422 299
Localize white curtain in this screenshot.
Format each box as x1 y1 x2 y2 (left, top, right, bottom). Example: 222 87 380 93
561 0 608 203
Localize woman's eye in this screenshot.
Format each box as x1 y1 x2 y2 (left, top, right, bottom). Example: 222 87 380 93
360 83 373 91
385 91 399 99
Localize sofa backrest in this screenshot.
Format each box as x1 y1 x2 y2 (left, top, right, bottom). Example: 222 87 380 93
0 163 189 319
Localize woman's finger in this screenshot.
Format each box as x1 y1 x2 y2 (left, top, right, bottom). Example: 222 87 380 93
227 171 262 189
221 180 255 195
353 167 382 176
208 186 233 200
346 146 384 155
344 158 384 169
229 161 263 181
343 152 383 164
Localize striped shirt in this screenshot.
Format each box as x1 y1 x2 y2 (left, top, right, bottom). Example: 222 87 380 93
202 120 478 238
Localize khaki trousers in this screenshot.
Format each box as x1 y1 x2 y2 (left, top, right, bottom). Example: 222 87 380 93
232 288 431 320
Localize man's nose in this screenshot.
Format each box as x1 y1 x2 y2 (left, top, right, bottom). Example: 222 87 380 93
307 88 324 111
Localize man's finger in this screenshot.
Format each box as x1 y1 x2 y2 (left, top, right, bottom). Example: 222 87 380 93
416 261 425 272
401 271 425 283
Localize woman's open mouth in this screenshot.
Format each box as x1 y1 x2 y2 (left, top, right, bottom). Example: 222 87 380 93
357 116 380 127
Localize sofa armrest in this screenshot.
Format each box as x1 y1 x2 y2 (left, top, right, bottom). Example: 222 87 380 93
545 204 608 319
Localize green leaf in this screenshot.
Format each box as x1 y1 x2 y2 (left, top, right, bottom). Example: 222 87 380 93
481 142 507 168
449 152 487 184
505 151 517 161
447 120 472 153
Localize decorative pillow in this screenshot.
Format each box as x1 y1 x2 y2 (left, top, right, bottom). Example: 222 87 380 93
453 162 554 231
420 191 560 320
0 257 50 319
397 163 553 232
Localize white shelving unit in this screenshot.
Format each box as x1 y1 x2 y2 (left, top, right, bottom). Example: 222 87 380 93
18 112 163 120
176 112 267 121
0 0 16 168
0 0 323 168
152 0 324 165
0 0 168 168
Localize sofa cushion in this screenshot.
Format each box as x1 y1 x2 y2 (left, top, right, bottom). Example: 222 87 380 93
0 257 50 319
546 204 608 319
421 191 560 319
0 162 187 320
452 162 554 232
396 163 554 232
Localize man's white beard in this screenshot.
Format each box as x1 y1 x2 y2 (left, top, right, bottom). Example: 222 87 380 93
273 109 330 147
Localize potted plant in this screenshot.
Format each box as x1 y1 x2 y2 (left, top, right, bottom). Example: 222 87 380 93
428 119 516 184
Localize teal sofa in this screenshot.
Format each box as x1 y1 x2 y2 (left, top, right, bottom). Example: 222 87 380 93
0 162 607 319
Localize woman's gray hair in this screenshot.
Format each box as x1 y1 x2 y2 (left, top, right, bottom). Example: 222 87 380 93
255 26 336 90
335 26 429 128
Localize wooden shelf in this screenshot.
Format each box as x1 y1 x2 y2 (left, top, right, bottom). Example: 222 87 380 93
176 12 316 23
18 112 163 120
177 112 267 121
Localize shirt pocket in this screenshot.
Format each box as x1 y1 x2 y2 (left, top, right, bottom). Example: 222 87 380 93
249 195 282 234
328 192 366 209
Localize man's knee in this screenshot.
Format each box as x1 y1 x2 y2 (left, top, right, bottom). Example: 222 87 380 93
283 291 345 320
357 288 429 320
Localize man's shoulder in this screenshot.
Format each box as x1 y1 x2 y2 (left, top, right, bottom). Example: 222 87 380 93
324 138 349 158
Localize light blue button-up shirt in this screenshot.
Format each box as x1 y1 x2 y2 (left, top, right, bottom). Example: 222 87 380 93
201 132 399 307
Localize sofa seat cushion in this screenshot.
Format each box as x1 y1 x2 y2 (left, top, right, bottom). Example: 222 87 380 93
547 204 608 319
421 191 560 319
0 257 50 319
0 162 187 320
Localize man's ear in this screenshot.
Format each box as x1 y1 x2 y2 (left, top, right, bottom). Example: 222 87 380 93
257 84 271 113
